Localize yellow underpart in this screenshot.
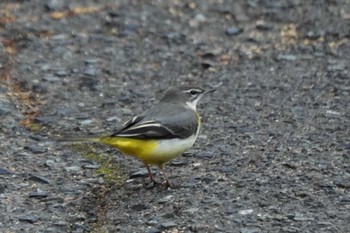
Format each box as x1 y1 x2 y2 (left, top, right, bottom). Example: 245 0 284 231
99 137 158 163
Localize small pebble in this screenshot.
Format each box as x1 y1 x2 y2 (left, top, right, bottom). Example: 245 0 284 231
43 74 60 82
83 65 98 76
225 27 243 36
147 228 161 233
334 179 350 189
19 215 40 224
130 168 156 178
45 0 64 11
181 181 197 188
119 23 139 37
51 34 68 40
158 195 173 204
276 54 297 61
84 58 100 64
183 208 199 214
169 160 187 166
79 119 93 125
36 115 58 124
201 176 215 183
29 174 50 184
45 160 57 167
195 151 214 158
317 221 334 226
0 103 12 116
131 203 148 211
82 164 101 169
340 143 350 149
240 227 261 233
55 69 68 77
106 116 120 122
218 166 234 174
256 21 273 30
65 166 81 172
160 221 177 229
24 145 48 154
29 189 48 198
239 209 254 215
306 30 322 39
293 213 315 221
189 13 207 27
325 110 340 116
0 168 12 175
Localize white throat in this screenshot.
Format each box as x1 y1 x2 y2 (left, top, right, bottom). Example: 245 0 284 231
186 99 199 111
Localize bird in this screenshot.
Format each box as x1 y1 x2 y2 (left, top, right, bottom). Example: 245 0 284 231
62 86 215 187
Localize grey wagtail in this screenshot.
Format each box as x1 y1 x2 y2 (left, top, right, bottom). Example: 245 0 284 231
63 86 215 187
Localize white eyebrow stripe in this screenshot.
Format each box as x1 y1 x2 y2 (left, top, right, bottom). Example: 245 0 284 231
183 89 201 93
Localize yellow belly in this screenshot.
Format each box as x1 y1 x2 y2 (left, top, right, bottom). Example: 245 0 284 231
99 135 196 167
100 137 157 157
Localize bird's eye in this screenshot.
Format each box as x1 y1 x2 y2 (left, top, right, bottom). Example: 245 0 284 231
190 90 198 95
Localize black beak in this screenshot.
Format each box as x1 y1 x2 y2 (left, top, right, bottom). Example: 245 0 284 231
204 89 216 94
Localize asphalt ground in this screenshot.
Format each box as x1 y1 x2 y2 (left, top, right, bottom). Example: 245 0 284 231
1 0 349 232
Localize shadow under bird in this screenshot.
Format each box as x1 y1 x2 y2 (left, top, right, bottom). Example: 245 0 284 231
61 86 215 187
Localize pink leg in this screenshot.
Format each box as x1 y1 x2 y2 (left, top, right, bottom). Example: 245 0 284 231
143 162 156 183
159 166 173 188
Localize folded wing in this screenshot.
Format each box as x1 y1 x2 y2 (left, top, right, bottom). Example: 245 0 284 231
111 104 198 139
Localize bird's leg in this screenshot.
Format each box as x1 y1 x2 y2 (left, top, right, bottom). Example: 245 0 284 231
143 162 156 184
159 166 173 188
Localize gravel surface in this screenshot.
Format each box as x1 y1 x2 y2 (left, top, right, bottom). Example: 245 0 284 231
1 0 350 232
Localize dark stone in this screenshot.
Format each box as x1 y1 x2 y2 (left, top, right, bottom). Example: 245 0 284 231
201 176 215 183
256 22 273 30
169 160 187 166
29 191 48 198
131 203 148 211
24 145 48 154
119 23 139 37
218 166 235 174
237 126 258 133
0 182 7 193
55 70 69 77
183 208 199 214
35 115 58 124
160 221 177 229
130 168 156 178
240 227 261 233
147 228 161 233
29 174 50 184
0 168 12 175
83 65 98 76
19 215 40 224
340 143 350 149
0 103 12 116
195 151 214 159
334 179 350 189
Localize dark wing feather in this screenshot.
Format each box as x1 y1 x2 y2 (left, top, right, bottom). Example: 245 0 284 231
111 115 144 136
111 104 198 139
